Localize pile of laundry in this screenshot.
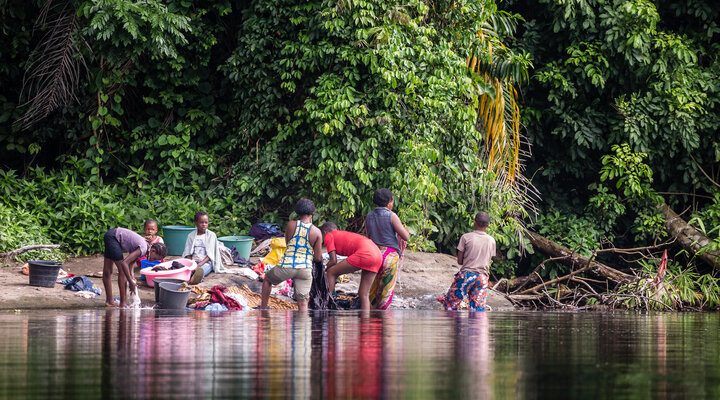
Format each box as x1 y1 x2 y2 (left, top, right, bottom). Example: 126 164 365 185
187 284 298 310
60 276 102 298
187 285 249 310
151 261 185 272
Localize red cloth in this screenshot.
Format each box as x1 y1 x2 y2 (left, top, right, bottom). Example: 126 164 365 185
325 231 382 273
208 285 243 310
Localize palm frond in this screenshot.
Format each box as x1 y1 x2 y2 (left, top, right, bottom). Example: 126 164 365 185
15 0 89 130
468 23 538 220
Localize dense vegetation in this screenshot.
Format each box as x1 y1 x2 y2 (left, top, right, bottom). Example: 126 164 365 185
1 0 719 308
1 0 529 260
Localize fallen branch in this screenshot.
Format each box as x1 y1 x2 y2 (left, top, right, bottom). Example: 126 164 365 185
659 203 720 269
0 244 60 258
527 231 634 283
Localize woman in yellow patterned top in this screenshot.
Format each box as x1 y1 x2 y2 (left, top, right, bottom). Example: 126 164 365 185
261 198 322 311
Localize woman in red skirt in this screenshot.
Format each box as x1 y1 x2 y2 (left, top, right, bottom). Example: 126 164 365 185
321 222 382 311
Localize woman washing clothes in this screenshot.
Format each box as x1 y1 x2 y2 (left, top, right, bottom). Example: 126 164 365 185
321 222 382 311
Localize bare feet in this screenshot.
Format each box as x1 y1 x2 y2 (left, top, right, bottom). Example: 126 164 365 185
105 300 119 307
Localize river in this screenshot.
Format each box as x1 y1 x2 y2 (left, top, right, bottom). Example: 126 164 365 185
0 310 717 398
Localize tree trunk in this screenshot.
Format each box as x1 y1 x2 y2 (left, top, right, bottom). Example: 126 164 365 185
659 203 720 269
526 231 634 283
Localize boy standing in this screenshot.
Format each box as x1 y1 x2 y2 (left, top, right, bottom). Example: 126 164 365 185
438 212 496 311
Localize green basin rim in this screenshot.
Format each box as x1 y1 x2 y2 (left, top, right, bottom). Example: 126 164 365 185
218 235 254 241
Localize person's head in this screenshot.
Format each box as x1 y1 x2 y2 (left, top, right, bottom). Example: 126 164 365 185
320 222 338 239
373 188 394 209
295 198 316 218
194 211 209 233
143 219 158 237
474 212 490 230
148 242 167 261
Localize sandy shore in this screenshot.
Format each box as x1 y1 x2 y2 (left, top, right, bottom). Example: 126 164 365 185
0 251 514 311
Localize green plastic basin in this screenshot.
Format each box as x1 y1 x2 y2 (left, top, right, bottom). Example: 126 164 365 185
161 225 196 256
218 235 254 259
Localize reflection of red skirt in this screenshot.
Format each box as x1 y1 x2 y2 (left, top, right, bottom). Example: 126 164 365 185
346 248 382 273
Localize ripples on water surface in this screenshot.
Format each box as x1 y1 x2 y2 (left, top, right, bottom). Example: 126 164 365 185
0 310 719 399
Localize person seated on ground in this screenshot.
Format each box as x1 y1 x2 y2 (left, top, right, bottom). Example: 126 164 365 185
321 222 382 311
136 219 165 271
261 198 322 312
102 227 168 307
366 188 410 310
183 211 224 285
438 211 496 311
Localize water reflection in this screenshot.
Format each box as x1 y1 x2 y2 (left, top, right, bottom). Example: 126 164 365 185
1 311 720 399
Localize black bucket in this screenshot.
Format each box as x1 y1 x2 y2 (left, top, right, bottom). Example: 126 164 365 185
28 260 62 288
153 278 186 306
158 282 191 310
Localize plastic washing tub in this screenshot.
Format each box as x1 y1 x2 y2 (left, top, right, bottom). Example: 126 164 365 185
161 225 196 256
218 235 254 259
158 282 192 310
28 260 62 288
141 259 197 288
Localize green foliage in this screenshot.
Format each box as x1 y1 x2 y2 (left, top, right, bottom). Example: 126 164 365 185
0 205 65 263
599 143 654 198
616 258 720 310
502 0 720 270
688 191 720 255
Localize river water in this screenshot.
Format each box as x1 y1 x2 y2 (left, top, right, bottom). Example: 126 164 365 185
0 310 718 399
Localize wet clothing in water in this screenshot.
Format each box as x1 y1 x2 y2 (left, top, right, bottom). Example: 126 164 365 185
438 271 488 311
324 230 382 273
278 220 314 269
308 261 338 310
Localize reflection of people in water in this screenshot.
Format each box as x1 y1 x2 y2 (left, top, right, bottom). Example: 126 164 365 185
322 314 384 398
446 312 494 398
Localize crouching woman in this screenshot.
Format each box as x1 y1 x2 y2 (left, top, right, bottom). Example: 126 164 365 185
321 222 382 311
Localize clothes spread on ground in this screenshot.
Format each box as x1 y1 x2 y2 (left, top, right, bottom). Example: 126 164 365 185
308 261 337 310
219 243 234 266
61 276 102 296
230 247 254 267
260 237 286 265
249 223 283 241
205 303 229 311
207 285 243 310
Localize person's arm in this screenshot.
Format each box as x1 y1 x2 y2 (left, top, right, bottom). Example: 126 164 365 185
284 220 297 245
326 251 338 268
121 248 143 287
391 213 410 242
324 231 337 267
196 256 211 268
311 227 323 262
456 235 465 266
